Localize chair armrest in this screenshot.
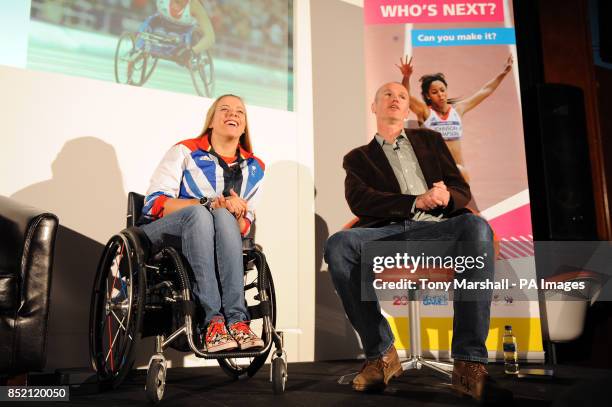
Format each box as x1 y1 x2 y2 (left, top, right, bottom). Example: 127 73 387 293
0 195 58 373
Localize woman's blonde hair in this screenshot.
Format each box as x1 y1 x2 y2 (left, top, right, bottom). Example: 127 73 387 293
200 94 252 153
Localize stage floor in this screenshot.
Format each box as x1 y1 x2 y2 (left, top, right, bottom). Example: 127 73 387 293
40 360 612 406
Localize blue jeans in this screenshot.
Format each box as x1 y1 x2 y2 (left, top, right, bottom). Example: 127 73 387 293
324 213 494 363
140 206 248 326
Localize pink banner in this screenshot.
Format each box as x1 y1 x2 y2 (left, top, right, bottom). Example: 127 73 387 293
364 0 504 25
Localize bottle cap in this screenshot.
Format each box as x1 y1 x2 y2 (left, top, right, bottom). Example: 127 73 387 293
505 325 512 330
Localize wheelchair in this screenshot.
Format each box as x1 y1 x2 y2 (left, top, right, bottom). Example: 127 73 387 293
89 193 287 403
114 11 215 97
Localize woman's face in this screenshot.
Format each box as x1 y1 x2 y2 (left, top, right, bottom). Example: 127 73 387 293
427 80 448 108
210 96 247 140
169 0 190 19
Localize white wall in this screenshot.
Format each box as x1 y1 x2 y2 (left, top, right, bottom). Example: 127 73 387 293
310 0 368 360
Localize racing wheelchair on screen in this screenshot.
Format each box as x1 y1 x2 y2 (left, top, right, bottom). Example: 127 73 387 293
114 11 214 97
89 193 287 403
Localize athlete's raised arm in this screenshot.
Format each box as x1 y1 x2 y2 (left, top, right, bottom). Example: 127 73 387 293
455 55 513 116
396 56 429 122
190 0 215 54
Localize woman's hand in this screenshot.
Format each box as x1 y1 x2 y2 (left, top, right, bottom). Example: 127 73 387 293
455 54 514 116
211 194 226 210
395 55 414 78
502 54 513 74
226 190 247 219
212 189 248 219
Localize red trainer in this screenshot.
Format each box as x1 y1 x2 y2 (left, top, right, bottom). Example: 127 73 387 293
204 317 238 352
228 321 264 350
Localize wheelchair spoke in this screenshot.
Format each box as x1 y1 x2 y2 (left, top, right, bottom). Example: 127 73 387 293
105 314 126 365
106 314 115 371
103 241 133 371
107 243 125 302
110 309 133 341
91 232 145 387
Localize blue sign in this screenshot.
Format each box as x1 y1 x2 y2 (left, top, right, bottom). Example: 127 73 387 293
412 28 516 47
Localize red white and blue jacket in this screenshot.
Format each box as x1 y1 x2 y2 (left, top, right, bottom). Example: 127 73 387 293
142 135 265 235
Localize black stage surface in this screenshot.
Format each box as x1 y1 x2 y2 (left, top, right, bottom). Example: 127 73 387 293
32 361 612 406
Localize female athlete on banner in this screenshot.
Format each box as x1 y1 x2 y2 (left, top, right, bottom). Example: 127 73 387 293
396 55 513 187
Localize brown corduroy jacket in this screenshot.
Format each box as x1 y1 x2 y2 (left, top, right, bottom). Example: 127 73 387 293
343 128 472 228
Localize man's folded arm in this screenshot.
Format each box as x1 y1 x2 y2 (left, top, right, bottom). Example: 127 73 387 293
344 154 416 219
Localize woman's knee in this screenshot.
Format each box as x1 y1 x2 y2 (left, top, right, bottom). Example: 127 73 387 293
181 205 214 232
212 208 240 232
212 207 234 221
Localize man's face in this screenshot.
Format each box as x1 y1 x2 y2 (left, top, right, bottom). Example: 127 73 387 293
371 82 410 122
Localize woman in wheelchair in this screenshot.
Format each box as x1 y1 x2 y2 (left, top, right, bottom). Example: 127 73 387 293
138 94 265 353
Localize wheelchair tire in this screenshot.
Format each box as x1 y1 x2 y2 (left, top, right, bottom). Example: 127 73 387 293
190 50 215 97
114 32 148 86
89 233 146 388
217 251 276 379
271 357 287 394
145 358 166 404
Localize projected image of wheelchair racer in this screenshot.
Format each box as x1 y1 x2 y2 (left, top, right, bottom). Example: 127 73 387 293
148 0 216 66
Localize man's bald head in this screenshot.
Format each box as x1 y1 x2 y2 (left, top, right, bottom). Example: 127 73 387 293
374 81 409 102
371 82 410 123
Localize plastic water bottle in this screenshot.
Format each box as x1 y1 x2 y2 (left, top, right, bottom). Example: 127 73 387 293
503 325 519 374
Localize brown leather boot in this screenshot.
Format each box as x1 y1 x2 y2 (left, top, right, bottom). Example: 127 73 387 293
451 360 489 401
352 345 402 391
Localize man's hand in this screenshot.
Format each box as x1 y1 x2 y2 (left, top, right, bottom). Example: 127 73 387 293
415 181 450 211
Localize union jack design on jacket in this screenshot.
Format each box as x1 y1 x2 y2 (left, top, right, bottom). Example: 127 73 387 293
142 135 265 235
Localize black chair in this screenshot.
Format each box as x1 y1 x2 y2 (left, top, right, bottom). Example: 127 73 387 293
0 196 58 384
89 192 286 402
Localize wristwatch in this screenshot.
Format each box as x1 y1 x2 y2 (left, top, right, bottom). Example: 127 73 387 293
199 196 212 210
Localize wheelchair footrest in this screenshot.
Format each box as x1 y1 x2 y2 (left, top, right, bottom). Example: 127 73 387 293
248 301 271 320
194 347 270 359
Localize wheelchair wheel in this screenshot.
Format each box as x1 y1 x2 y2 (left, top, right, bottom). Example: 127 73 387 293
272 357 287 394
114 32 148 86
89 233 145 388
190 50 215 97
145 358 166 404
217 252 275 379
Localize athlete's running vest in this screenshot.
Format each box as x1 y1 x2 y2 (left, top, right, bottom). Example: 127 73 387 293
422 106 463 141
156 0 196 26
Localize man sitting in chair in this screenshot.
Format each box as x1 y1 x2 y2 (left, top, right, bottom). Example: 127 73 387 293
324 82 495 401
